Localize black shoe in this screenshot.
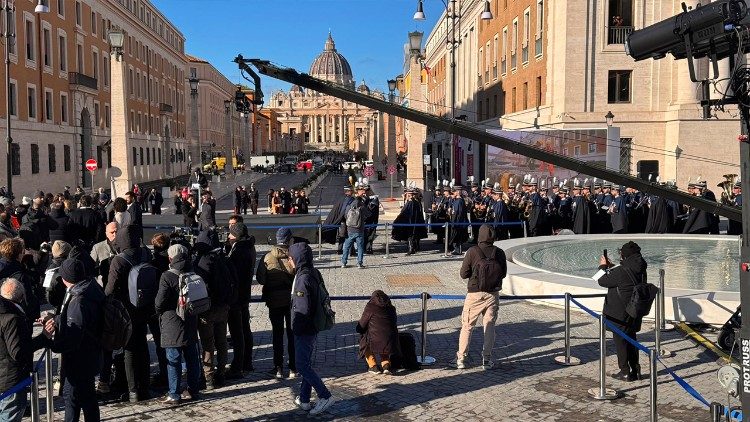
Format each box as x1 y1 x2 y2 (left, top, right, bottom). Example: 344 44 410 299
243 363 255 373
150 372 168 388
406 250 413 256
610 370 630 382
628 366 643 381
212 373 226 388
225 369 244 380
366 248 374 254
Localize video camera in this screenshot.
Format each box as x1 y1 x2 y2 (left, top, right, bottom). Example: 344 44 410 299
169 226 197 248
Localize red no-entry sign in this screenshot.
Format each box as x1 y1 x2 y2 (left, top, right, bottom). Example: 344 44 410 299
85 159 97 172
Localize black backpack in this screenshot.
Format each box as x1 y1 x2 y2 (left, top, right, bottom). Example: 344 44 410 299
200 249 237 306
118 251 160 309
99 296 133 351
392 332 421 371
472 246 503 292
619 267 658 319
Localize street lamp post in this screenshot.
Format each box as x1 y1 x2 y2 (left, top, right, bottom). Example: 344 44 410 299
2 0 15 199
224 99 233 175
189 76 200 170
414 0 492 182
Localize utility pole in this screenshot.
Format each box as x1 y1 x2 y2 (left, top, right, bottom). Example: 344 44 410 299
3 1 14 198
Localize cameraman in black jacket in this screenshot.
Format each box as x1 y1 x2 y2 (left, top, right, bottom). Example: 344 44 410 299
595 241 647 382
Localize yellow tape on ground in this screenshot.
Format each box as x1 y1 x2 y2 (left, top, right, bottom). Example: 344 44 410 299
677 322 736 364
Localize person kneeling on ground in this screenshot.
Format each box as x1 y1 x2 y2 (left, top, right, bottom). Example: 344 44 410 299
356 290 400 375
454 224 506 370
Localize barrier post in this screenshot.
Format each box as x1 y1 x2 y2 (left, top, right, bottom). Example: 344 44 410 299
654 285 673 358
31 371 40 422
588 314 620 400
658 269 674 331
443 223 450 257
554 293 581 366
317 223 322 261
649 349 658 422
385 223 390 259
710 402 725 422
523 221 527 238
417 292 436 366
45 349 53 421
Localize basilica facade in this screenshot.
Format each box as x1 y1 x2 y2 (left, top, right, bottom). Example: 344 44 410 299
271 34 385 153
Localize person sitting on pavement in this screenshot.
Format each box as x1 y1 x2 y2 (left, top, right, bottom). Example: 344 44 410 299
155 244 202 405
594 241 648 382
45 258 105 422
288 242 335 416
454 224 506 370
356 290 400 375
256 227 297 380
0 278 49 422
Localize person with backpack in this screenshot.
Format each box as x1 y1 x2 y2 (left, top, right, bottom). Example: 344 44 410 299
289 242 335 416
106 226 157 402
44 258 105 422
256 227 297 380
340 184 371 269
356 290 400 375
155 244 203 405
594 241 649 382
454 224 506 370
193 229 236 389
225 222 256 378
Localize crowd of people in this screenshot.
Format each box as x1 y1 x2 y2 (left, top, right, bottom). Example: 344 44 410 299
266 187 311 215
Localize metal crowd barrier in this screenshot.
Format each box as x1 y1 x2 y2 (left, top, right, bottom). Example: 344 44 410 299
0 350 51 422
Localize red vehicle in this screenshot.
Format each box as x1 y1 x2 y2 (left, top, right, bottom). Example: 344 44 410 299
296 160 313 171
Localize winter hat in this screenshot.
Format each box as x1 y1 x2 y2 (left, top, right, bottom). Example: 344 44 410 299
229 222 248 239
59 258 86 284
52 240 72 258
167 244 189 260
0 197 10 207
21 197 32 206
619 241 641 259
276 227 293 245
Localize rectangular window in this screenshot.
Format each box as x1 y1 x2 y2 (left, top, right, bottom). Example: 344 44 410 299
139 147 144 165
63 145 71 171
511 87 517 113
619 138 633 173
522 9 530 63
129 69 134 94
96 145 103 168
75 1 82 26
92 51 98 82
58 35 67 71
608 70 632 103
574 145 581 156
105 105 110 128
492 35 498 79
25 20 35 62
60 93 68 123
608 0 635 44
536 0 544 56
31 144 39 174
523 82 528 109
478 47 483 86
48 144 56 173
6 10 15 55
8 82 16 117
91 11 96 35
107 146 112 168
493 94 498 117
76 44 83 73
158 148 161 164
27 87 36 119
45 91 53 121
485 42 490 83
511 19 518 69
43 28 51 67
94 103 100 126
11 144 20 176
57 0 65 17
536 76 542 106
588 143 597 154
501 27 508 74
132 147 137 167
103 56 109 87
146 147 150 165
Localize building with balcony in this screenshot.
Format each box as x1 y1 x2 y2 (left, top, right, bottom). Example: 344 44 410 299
0 0 190 195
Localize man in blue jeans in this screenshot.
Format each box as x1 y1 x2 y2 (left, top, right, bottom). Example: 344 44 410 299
154 245 202 404
288 243 335 416
341 184 370 269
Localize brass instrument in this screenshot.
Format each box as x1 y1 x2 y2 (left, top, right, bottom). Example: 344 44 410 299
523 200 533 219
718 173 738 205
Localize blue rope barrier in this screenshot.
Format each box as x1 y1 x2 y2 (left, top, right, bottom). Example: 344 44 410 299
568 297 739 419
0 353 47 403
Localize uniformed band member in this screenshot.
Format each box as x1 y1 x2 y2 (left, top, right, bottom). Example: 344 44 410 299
392 183 428 255
448 184 470 255
728 180 742 235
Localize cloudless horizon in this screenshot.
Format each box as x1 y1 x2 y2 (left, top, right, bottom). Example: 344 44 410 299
153 0 445 98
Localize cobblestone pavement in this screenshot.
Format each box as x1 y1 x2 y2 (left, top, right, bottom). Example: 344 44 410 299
31 235 731 422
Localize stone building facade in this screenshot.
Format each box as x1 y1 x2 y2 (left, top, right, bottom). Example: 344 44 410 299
0 0 189 197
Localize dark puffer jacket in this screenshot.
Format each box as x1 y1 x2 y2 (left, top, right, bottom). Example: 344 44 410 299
48 207 71 243
0 297 37 392
289 243 320 336
155 253 199 348
226 236 257 304
356 290 400 359
459 225 507 293
597 252 648 330
0 258 41 322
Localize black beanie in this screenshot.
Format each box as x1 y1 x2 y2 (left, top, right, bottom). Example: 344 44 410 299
59 258 86 284
620 241 641 259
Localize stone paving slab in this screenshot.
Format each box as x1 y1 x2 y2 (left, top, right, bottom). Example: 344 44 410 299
34 236 731 421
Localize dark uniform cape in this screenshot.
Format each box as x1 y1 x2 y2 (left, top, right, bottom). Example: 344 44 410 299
572 195 592 234
682 190 719 234
644 196 673 234
610 195 629 233
391 199 428 241
448 197 470 245
322 195 354 244
599 194 614 233
627 192 648 233
431 196 449 239
491 199 510 241
527 192 550 237
728 193 742 235
558 197 573 230
666 199 683 233
364 196 380 247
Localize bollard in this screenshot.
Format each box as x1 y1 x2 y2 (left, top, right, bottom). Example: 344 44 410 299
588 314 620 400
31 371 41 422
45 349 53 422
658 269 674 332
385 223 390 259
317 223 323 261
523 221 528 238
654 285 673 358
649 349 658 422
554 293 581 366
417 292 436 365
444 223 451 258
710 402 725 422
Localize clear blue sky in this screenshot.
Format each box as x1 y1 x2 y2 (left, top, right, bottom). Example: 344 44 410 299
152 0 444 97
